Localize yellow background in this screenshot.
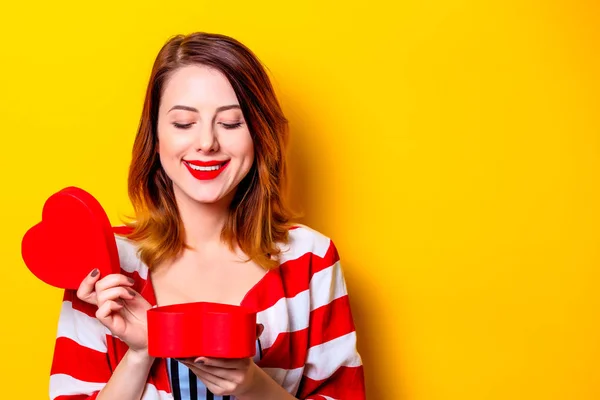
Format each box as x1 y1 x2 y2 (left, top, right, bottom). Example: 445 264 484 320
1 0 599 398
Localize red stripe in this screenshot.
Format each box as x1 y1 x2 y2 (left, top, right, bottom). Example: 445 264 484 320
242 252 312 311
51 337 112 383
313 241 340 274
112 225 133 235
62 290 98 319
55 394 99 400
259 328 308 369
309 295 356 347
243 240 340 312
298 366 366 400
149 358 173 393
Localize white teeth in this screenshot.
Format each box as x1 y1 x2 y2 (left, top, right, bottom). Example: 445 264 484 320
187 162 223 171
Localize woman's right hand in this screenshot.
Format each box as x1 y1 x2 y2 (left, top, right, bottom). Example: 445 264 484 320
77 268 151 354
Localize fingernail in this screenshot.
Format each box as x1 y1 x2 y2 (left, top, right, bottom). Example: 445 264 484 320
127 277 135 284
127 289 136 296
90 269 99 277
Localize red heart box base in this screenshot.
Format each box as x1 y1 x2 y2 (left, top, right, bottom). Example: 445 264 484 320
147 302 257 359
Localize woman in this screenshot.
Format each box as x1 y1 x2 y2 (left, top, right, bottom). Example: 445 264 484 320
49 32 365 400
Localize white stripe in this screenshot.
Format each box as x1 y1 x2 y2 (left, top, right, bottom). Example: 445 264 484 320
257 261 347 349
263 366 304 395
304 332 362 381
49 373 106 400
310 261 346 312
278 225 331 264
177 359 191 399
56 301 111 352
141 382 174 399
321 396 337 400
115 235 149 279
197 368 207 400
257 290 310 349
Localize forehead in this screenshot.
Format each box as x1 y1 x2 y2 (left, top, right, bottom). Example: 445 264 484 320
160 65 239 109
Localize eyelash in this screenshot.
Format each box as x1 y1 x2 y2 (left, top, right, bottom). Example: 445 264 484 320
220 122 243 130
172 122 243 130
172 123 193 129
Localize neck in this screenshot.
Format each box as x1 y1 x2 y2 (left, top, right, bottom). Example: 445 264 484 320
173 186 234 249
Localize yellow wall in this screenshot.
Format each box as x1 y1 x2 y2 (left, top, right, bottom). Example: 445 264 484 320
1 1 599 398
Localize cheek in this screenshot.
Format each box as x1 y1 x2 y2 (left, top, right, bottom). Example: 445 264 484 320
244 141 255 162
157 131 189 157
157 141 172 163
221 131 254 161
238 133 255 161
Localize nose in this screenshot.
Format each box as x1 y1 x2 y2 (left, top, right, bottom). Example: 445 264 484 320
194 122 219 153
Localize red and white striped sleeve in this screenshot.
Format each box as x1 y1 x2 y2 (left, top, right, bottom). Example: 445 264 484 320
297 240 366 400
49 289 112 400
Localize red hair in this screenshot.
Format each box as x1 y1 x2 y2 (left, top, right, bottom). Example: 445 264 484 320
120 32 297 270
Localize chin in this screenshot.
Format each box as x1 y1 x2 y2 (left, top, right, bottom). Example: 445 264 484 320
187 193 226 204
173 180 236 206
185 187 234 205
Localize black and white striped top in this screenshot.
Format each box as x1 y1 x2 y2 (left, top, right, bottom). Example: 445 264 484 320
166 340 263 400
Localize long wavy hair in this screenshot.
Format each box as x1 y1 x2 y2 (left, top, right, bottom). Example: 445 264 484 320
120 32 297 270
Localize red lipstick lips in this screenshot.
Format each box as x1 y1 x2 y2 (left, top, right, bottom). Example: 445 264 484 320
184 159 229 180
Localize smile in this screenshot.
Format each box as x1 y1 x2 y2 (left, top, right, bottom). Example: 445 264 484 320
183 160 230 181
186 163 224 171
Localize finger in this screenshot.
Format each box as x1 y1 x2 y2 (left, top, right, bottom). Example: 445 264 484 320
95 299 124 326
96 286 136 305
184 362 226 389
94 274 135 292
256 323 264 339
117 288 149 312
192 357 250 369
77 268 102 305
190 363 241 381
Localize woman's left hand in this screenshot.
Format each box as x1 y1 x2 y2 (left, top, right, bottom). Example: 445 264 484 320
180 356 261 397
180 323 265 398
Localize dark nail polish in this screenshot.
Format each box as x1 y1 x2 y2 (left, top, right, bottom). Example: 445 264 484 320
127 277 135 284
127 289 136 296
90 269 99 277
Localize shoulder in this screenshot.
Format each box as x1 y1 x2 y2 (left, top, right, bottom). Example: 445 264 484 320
279 224 341 270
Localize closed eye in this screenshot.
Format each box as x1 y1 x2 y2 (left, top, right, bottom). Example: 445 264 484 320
173 122 194 129
219 122 243 130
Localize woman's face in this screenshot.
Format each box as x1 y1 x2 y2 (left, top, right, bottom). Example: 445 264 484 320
156 65 254 206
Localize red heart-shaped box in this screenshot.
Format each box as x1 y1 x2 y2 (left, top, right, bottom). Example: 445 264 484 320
21 186 120 290
147 302 257 359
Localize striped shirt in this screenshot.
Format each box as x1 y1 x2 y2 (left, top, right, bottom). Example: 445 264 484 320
49 224 366 399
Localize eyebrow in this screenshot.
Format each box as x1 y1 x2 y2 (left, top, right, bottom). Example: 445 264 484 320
167 104 241 113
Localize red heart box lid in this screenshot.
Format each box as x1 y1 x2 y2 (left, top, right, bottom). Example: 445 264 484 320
21 186 120 290
147 302 257 359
